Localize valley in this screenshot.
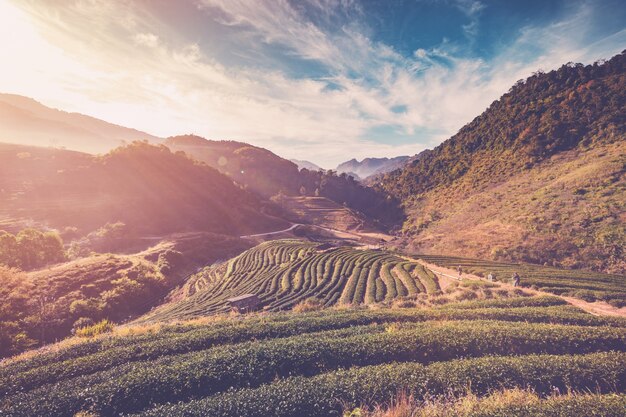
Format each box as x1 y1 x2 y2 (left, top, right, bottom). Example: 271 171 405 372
0 24 624 417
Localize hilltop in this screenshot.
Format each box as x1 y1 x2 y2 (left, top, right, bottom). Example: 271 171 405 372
379 51 626 273
0 94 160 153
0 141 287 238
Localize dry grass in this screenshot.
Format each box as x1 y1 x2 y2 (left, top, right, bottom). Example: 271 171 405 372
344 388 568 417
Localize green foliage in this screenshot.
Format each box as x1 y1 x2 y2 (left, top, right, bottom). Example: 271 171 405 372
134 352 626 417
143 240 440 321
419 254 626 304
3 321 625 416
0 228 65 270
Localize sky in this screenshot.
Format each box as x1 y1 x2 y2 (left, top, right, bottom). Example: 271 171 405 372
0 0 624 167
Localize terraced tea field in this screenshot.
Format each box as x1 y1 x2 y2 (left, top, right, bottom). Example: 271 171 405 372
1 295 625 417
143 240 441 322
418 254 626 307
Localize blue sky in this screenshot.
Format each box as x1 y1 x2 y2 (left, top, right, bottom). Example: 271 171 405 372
0 0 624 166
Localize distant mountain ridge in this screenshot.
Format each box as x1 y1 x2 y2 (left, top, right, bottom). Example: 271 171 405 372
336 156 410 179
378 50 626 273
0 93 161 154
290 159 323 171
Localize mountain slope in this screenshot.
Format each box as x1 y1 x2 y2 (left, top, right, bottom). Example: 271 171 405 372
337 156 410 179
0 94 161 153
0 141 287 237
165 135 405 228
379 51 626 273
165 135 302 198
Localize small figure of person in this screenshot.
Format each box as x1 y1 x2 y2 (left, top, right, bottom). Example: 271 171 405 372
487 272 494 282
512 272 521 287
457 265 462 280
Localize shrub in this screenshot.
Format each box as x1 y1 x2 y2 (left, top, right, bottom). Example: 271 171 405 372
75 320 114 338
4 321 625 416
71 318 96 335
135 352 626 417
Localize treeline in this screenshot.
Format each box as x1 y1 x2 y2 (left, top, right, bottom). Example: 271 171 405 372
0 229 65 270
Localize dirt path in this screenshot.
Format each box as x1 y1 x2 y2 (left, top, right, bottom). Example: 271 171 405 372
414 259 626 318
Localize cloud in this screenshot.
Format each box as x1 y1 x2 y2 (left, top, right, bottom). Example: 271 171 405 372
134 33 160 48
0 0 624 166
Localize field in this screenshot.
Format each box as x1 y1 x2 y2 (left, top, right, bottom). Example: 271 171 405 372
418 254 626 307
141 240 441 322
1 294 625 416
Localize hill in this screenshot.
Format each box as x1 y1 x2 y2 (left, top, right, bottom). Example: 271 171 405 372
0 232 253 357
139 239 443 322
165 135 303 198
337 155 410 179
165 135 404 228
379 50 626 273
2 288 625 416
0 141 287 238
0 94 160 153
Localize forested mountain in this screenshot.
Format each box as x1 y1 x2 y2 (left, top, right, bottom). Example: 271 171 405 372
0 141 287 238
165 135 404 228
336 156 410 179
165 135 303 198
378 50 626 273
0 94 160 153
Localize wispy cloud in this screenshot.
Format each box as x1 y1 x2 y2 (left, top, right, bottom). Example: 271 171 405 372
0 0 623 167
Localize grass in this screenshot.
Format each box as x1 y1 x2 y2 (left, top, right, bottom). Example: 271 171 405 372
347 389 626 417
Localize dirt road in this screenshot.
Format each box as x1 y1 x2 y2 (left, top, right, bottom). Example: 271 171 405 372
415 259 626 318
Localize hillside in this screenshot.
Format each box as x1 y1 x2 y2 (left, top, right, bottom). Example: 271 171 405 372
0 233 253 357
2 291 626 416
0 94 160 154
337 155 410 179
139 239 442 322
165 135 303 198
379 51 626 273
0 141 287 238
165 135 404 228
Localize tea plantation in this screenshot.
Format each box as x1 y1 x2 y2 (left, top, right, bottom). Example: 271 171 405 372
142 240 441 322
418 254 626 306
1 293 626 416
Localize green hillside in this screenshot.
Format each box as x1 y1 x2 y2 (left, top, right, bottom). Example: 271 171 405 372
379 51 626 273
140 240 441 322
1 294 625 416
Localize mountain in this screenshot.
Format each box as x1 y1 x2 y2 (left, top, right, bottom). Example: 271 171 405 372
0 93 161 154
336 156 410 179
165 135 302 198
165 135 404 228
379 50 626 273
0 141 287 238
290 159 323 171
